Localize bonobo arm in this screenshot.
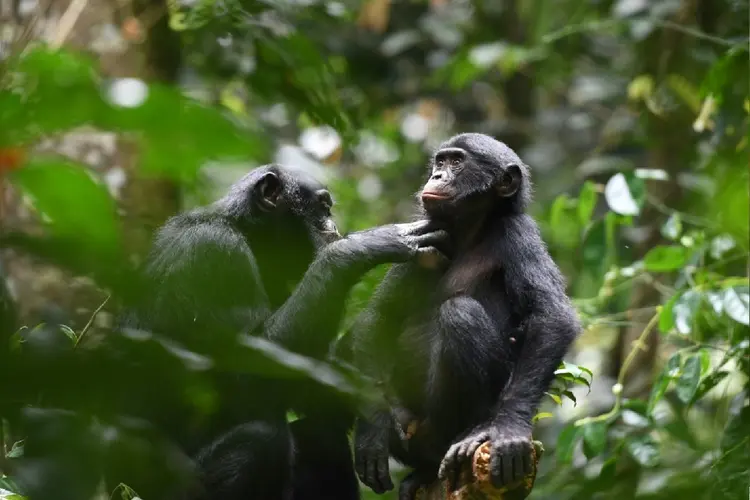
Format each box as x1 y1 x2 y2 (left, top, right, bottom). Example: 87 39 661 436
349 262 426 495
439 214 580 489
264 221 446 360
492 214 580 429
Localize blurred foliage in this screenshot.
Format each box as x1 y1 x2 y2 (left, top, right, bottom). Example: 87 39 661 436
1 0 749 499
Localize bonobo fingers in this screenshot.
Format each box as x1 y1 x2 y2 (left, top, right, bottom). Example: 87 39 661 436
398 471 426 500
488 431 534 488
438 429 490 492
395 220 433 238
414 229 449 249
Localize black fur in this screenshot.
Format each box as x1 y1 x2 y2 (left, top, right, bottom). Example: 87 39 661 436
117 164 446 500
350 134 581 497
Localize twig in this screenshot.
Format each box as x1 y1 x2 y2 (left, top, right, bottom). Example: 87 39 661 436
542 18 739 47
50 0 89 49
74 295 110 348
575 311 660 426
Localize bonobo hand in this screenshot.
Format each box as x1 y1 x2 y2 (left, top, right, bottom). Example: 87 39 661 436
354 412 394 494
438 421 533 491
342 220 448 265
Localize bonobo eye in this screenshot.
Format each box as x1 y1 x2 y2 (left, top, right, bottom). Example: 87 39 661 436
451 158 461 166
437 159 445 167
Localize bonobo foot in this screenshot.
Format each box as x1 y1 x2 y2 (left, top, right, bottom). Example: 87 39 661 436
398 470 432 500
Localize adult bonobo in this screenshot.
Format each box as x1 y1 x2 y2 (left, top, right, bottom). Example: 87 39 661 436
118 164 447 500
351 133 581 498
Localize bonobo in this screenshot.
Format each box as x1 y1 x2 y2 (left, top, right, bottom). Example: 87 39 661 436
117 164 446 500
350 133 581 498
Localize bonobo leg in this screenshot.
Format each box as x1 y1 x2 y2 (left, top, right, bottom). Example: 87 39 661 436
428 296 513 439
290 416 359 500
424 296 516 493
190 420 294 500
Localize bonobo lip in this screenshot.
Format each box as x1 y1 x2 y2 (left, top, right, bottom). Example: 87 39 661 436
421 191 452 201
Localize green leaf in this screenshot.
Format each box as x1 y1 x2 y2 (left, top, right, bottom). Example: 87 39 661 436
604 172 644 216
532 412 554 423
546 392 562 405
722 287 749 326
600 456 617 482
625 434 660 468
643 245 689 272
562 390 577 406
661 213 682 240
549 194 580 248
8 158 121 256
582 421 608 459
577 181 598 227
556 424 580 464
6 440 24 459
647 353 681 414
710 234 736 259
676 355 701 404
689 370 729 405
659 293 679 333
673 290 703 335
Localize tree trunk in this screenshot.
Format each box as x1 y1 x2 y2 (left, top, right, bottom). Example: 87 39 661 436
0 0 180 332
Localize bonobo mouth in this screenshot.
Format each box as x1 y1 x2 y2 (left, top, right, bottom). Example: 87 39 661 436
420 191 452 201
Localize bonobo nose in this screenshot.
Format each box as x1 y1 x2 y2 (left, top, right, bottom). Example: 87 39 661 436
431 172 444 180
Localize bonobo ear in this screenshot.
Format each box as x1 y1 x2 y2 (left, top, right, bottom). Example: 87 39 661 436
254 171 283 211
496 164 522 197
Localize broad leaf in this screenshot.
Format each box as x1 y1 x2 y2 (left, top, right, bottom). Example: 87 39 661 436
661 213 682 240
676 355 701 404
556 424 580 464
643 245 689 272
625 434 660 468
648 353 681 414
9 158 121 256
582 421 608 459
604 173 643 216
722 287 749 325
577 181 598 227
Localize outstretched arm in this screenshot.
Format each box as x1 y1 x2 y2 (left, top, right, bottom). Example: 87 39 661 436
264 222 446 360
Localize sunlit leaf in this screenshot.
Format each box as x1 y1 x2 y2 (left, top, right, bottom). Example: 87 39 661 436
648 352 680 414
577 181 598 228
676 355 701 404
689 370 729 405
546 392 562 405
622 409 650 428
711 234 737 259
661 213 682 240
722 287 749 326
532 412 554 423
673 291 702 335
8 158 121 256
643 245 689 272
556 424 580 464
604 173 643 216
562 390 577 406
582 421 608 459
659 293 679 333
625 434 660 468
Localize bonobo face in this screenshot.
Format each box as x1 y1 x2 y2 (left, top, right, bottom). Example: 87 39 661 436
288 171 341 248
420 133 528 218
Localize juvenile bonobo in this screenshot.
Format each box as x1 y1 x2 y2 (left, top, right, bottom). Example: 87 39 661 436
351 134 581 498
117 164 446 500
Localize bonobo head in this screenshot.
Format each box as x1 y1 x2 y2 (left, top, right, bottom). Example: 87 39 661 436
218 163 340 247
419 133 531 220
216 164 340 300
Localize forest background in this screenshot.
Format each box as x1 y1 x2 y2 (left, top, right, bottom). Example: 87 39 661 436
0 0 748 499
